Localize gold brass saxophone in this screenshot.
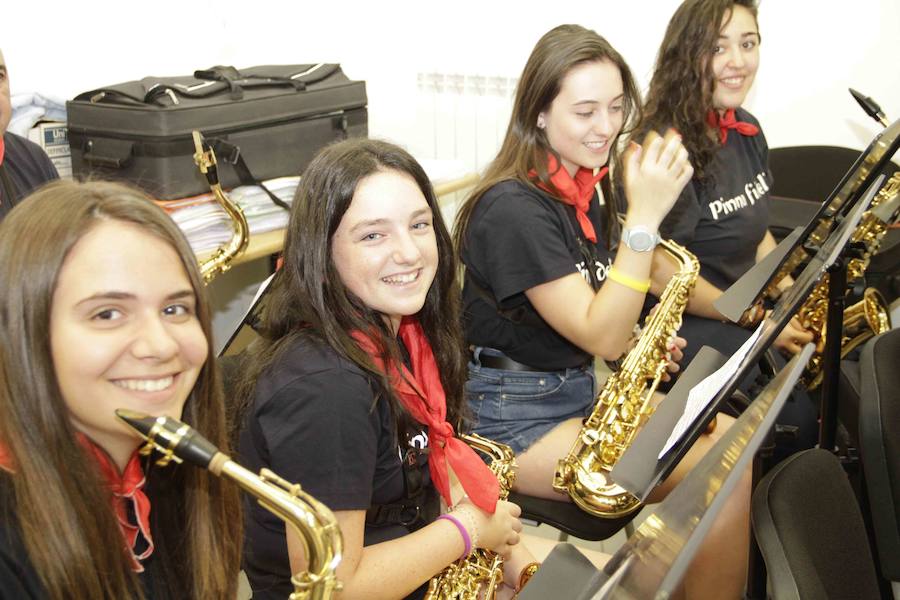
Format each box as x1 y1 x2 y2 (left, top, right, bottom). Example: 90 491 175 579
765 120 900 300
115 410 343 600
191 130 250 283
793 171 900 388
425 433 518 600
553 238 699 517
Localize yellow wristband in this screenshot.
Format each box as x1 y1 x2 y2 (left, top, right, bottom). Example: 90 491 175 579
607 266 651 293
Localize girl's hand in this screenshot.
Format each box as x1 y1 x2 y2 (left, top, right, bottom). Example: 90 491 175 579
773 316 814 355
453 499 523 556
662 335 687 381
623 129 694 229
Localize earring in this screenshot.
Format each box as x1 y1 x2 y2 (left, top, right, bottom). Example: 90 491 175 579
537 118 546 129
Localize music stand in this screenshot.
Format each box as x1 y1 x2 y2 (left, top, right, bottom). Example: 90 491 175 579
215 272 275 356
610 173 882 504
517 344 815 600
715 118 900 323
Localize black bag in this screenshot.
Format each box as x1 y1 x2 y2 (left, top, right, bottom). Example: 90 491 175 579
67 64 367 199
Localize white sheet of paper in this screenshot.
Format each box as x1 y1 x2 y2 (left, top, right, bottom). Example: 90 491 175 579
658 323 765 458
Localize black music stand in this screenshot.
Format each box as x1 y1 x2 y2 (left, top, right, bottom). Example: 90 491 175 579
714 117 900 324
614 171 881 505
215 272 275 356
601 175 880 600
713 120 899 452
517 345 815 600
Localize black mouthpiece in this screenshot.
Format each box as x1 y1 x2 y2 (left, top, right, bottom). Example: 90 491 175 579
116 409 220 469
849 88 888 125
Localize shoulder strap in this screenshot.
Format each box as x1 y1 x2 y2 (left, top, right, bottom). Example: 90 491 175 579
208 138 290 210
365 445 438 530
554 195 605 292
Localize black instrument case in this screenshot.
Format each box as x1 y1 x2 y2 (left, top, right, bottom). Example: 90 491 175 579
67 64 367 199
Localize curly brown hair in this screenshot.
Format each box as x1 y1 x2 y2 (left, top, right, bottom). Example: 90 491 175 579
640 0 759 181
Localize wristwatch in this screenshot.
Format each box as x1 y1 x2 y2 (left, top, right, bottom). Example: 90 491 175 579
621 226 661 252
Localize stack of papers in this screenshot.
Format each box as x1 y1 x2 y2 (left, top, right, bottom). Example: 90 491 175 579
229 176 299 234
157 176 300 255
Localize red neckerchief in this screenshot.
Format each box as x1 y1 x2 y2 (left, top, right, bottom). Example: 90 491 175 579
0 136 6 167
351 317 500 513
77 434 154 572
529 154 607 243
0 436 153 572
707 109 760 145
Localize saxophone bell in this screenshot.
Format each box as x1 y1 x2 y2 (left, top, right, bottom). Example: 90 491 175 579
553 237 699 518
794 172 899 389
802 287 892 388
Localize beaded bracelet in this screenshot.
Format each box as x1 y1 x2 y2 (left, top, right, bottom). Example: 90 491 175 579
607 266 651 293
437 513 471 559
452 507 480 553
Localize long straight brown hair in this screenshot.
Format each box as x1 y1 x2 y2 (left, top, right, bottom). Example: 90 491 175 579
0 180 242 599
453 24 642 253
640 0 760 181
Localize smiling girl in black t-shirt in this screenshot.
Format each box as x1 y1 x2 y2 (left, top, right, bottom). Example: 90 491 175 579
640 0 815 364
235 139 534 600
639 1 818 464
454 23 752 600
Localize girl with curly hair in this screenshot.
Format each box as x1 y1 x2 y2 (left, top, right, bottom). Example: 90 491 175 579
641 0 815 364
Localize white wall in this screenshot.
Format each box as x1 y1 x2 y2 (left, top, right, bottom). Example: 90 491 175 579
3 0 898 163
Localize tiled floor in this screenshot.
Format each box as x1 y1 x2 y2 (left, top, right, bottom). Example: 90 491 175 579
521 503 652 557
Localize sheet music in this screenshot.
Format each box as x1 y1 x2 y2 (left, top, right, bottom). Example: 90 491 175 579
658 323 764 458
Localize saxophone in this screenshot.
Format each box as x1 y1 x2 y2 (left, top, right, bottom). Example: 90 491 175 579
793 171 900 388
191 130 250 283
115 410 343 600
553 238 699 517
425 433 518 600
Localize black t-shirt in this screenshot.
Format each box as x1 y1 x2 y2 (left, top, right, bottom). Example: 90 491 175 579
0 472 169 599
659 108 772 291
0 132 59 222
461 179 615 370
239 333 433 600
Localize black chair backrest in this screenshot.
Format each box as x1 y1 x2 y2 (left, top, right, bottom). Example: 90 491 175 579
751 448 882 600
860 329 900 581
769 145 900 203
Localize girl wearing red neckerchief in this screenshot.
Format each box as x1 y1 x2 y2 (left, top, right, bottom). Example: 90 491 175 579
640 2 818 462
0 181 242 599
454 24 751 600
234 139 532 600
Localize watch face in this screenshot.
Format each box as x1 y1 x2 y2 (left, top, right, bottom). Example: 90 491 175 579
628 230 654 251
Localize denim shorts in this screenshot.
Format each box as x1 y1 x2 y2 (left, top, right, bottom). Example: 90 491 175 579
465 347 596 455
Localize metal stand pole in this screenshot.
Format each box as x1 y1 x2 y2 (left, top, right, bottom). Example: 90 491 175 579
818 257 848 451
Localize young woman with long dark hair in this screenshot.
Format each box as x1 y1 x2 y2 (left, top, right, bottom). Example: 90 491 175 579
236 138 532 600
0 180 242 599
641 0 814 365
640 0 817 456
454 24 751 599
